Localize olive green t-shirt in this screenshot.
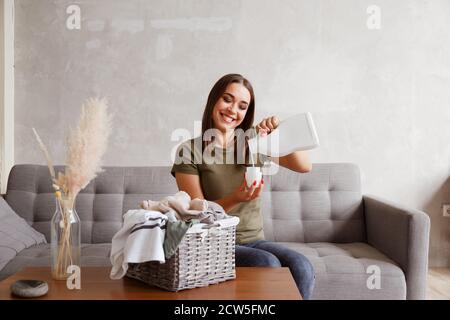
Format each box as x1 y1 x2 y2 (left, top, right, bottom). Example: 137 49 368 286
170 135 270 245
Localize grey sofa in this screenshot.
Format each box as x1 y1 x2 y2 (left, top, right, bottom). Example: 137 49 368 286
0 163 430 300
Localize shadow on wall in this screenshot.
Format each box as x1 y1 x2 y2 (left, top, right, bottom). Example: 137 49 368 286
424 176 450 267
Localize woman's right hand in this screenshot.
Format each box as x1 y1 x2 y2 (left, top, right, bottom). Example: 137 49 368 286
231 176 265 203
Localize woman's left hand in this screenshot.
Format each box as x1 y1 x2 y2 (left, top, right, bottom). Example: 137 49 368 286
255 116 280 137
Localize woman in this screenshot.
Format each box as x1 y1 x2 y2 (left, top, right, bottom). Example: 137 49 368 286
171 73 315 299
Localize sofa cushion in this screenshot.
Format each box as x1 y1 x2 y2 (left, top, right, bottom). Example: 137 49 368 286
261 163 366 243
0 243 111 281
278 242 406 299
0 197 47 272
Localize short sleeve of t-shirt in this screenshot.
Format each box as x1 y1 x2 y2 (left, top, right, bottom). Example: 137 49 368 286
171 140 200 177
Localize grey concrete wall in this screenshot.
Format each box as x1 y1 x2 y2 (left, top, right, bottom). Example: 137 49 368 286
13 0 450 266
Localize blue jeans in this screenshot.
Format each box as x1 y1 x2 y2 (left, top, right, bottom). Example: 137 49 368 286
235 240 315 300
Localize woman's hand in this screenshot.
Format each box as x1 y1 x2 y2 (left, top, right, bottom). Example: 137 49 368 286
255 116 280 137
231 176 265 203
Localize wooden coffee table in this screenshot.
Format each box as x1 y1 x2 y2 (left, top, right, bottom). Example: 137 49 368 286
0 267 301 300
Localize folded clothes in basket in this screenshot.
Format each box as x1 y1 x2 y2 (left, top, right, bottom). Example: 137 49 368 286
141 191 229 223
110 192 231 280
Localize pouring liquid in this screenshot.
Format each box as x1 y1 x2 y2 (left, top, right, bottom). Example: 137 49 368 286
244 128 263 188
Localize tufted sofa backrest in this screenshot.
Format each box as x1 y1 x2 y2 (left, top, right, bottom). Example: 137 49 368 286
5 163 365 244
5 165 178 243
261 163 365 243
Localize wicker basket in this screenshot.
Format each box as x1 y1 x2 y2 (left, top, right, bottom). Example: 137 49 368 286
126 216 239 291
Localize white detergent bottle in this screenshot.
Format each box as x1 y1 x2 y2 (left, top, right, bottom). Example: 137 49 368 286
248 112 320 158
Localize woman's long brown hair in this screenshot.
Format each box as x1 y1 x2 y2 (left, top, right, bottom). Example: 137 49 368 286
201 74 255 165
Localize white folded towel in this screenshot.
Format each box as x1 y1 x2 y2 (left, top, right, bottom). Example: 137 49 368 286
110 209 168 280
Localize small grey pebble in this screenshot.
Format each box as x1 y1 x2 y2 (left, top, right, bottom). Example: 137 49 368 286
10 280 49 298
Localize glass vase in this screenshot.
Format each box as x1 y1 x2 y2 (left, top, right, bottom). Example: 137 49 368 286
50 195 81 280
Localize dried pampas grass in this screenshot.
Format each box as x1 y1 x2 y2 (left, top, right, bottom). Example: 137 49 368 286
65 97 112 199
32 127 56 182
33 97 112 200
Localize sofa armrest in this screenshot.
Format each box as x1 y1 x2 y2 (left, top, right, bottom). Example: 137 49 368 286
363 194 430 300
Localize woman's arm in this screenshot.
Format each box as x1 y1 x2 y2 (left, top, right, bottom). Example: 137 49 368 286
214 193 241 213
269 150 312 173
175 172 263 213
255 116 312 173
175 172 205 200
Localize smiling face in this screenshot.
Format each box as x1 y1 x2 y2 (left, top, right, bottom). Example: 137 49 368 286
212 82 251 134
